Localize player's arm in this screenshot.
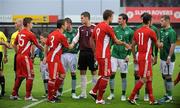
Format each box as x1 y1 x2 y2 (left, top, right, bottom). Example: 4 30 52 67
90 30 96 59
167 31 176 64
126 30 134 62
150 30 163 49
131 40 137 63
43 44 48 64
31 34 43 51
70 27 80 48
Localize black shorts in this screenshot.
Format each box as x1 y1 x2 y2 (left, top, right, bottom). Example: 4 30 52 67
14 54 17 71
78 50 97 71
0 52 4 71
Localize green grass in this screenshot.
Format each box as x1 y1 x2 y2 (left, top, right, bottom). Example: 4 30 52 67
0 50 180 108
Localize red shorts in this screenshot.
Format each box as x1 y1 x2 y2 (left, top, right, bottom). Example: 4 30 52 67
97 58 111 77
16 54 34 79
138 60 152 78
47 62 65 80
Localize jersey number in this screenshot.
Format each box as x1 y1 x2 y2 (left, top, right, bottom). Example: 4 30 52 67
50 36 55 48
138 32 144 45
19 34 25 46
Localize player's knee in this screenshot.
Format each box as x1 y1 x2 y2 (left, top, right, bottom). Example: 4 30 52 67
166 77 172 82
71 73 76 80
91 70 97 75
44 79 48 83
110 73 115 79
121 73 126 78
0 71 3 76
60 74 66 79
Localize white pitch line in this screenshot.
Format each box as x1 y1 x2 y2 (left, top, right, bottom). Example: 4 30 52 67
22 80 92 108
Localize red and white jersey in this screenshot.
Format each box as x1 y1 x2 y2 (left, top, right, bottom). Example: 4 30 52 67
133 26 157 61
92 22 116 58
15 28 41 56
46 29 69 62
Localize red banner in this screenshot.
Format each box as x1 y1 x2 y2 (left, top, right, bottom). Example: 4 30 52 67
125 7 180 23
49 15 58 23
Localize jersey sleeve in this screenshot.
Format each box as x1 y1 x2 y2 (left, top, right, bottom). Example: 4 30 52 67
0 32 7 42
169 30 176 44
150 30 157 43
45 35 51 46
133 31 138 44
14 33 19 45
61 35 69 48
107 26 116 40
30 33 42 50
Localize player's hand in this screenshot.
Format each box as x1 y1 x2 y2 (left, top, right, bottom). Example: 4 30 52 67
153 56 157 65
125 56 129 62
69 43 74 49
166 56 171 64
158 42 163 48
124 43 131 50
43 57 47 64
3 56 8 64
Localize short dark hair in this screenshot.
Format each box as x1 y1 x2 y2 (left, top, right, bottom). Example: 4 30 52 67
23 17 33 27
161 15 170 21
40 32 48 38
57 19 65 28
119 13 128 23
141 12 149 18
81 11 90 20
143 14 152 24
65 17 72 24
103 10 114 20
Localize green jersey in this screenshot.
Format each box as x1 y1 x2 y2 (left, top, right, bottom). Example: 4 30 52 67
111 25 134 59
160 27 176 62
39 50 44 61
136 24 159 56
63 28 79 54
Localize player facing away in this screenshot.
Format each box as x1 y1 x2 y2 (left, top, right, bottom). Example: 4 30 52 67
159 15 176 103
134 12 159 101
71 12 97 99
39 32 49 97
89 10 131 104
43 19 73 103
107 13 134 101
10 17 43 101
57 18 79 99
128 14 163 105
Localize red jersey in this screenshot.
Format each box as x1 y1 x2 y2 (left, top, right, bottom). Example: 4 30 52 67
14 28 41 56
92 22 116 58
133 26 157 61
46 29 69 62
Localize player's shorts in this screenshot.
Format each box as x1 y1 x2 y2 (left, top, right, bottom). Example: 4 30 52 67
61 53 77 73
0 52 3 71
111 57 128 73
138 60 152 78
40 62 49 80
160 60 174 75
16 54 34 79
47 61 65 80
97 58 111 77
78 50 97 71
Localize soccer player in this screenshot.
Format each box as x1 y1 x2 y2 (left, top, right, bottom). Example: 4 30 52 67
71 12 97 98
174 72 180 86
134 12 159 101
89 10 131 104
39 32 49 97
58 18 79 99
107 13 134 101
0 31 10 97
128 14 162 105
43 19 72 103
159 15 176 102
10 17 43 101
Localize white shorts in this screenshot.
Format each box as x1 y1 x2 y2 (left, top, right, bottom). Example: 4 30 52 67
61 53 77 73
160 60 175 75
111 57 128 73
40 62 49 80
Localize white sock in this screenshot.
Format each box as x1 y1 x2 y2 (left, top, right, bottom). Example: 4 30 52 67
81 75 87 95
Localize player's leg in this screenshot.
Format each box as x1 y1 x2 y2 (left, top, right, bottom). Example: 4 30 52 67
78 51 88 98
96 58 111 104
69 54 79 99
0 52 5 96
107 57 117 100
40 62 48 97
120 59 128 101
134 63 140 100
24 57 37 101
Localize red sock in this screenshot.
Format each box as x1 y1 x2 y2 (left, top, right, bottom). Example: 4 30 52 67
92 77 101 93
12 77 23 96
54 77 64 95
146 80 154 102
26 79 33 98
48 79 55 100
97 77 108 101
129 80 144 100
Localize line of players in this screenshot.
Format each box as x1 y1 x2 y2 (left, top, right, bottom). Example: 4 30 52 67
0 9 178 105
